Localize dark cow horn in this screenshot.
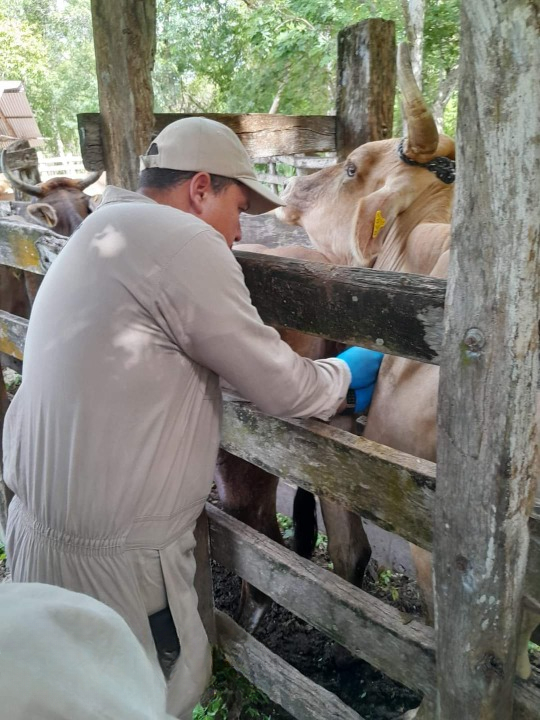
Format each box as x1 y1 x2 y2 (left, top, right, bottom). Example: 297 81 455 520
76 170 102 191
0 144 44 197
397 43 439 162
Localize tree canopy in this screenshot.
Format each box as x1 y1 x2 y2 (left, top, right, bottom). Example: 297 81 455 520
0 0 460 156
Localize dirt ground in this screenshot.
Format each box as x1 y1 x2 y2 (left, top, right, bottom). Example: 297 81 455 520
212 546 422 719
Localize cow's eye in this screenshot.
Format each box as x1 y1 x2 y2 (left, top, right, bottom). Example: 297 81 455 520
345 163 356 178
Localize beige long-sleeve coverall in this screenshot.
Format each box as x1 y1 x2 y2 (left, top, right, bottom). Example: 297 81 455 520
4 186 350 717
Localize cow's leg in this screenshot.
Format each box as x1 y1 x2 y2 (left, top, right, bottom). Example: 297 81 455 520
400 697 434 719
319 498 371 587
0 267 31 318
214 449 281 633
516 604 540 680
409 543 434 625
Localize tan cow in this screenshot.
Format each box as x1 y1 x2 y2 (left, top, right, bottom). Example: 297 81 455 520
269 42 539 692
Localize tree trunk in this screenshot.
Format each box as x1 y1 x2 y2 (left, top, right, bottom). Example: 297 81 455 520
434 1 540 718
401 0 425 88
432 65 459 131
90 0 156 190
336 19 396 160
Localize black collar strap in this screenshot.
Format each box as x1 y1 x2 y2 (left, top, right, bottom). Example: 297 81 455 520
397 138 456 184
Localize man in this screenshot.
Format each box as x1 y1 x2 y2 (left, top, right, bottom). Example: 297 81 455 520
3 117 381 717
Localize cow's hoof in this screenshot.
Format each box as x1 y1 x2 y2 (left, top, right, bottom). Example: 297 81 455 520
399 710 419 720
516 651 532 681
237 582 271 634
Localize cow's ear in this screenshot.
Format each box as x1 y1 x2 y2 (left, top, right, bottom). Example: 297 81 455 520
27 202 58 228
353 184 411 265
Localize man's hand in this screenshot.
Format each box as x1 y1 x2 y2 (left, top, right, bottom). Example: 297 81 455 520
337 346 384 413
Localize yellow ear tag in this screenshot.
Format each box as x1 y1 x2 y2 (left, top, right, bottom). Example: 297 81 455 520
372 210 386 238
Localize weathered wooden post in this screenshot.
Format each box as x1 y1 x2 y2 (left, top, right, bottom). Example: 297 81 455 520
90 0 156 190
434 2 540 718
336 18 396 160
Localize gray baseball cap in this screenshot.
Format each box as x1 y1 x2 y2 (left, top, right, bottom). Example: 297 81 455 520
140 117 283 215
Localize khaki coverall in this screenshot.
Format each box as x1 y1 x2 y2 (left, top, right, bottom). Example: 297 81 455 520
4 186 350 717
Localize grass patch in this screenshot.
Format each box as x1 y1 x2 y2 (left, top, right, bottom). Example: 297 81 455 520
0 542 6 563
276 513 293 541
193 652 273 719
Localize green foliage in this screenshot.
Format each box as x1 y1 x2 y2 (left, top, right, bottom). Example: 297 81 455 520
529 641 540 654
276 512 294 540
1 0 98 154
1 0 460 155
378 567 400 602
0 543 6 563
4 371 22 394
193 652 272 719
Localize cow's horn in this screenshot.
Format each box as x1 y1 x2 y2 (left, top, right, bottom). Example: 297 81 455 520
76 170 102 191
0 145 44 197
397 43 439 162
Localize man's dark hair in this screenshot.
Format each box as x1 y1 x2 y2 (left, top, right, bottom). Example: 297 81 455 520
138 168 240 194
138 144 241 193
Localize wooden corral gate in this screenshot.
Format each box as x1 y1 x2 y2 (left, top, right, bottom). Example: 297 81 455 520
0 10 539 720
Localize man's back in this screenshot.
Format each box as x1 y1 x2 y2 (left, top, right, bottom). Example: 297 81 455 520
5 187 222 538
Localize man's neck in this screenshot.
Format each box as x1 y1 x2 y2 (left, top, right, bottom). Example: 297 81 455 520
138 186 191 213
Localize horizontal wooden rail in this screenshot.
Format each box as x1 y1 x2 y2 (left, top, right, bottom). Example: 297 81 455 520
78 112 337 171
215 610 364 720
208 504 540 717
2 220 538 372
236 250 446 362
0 219 65 275
222 398 436 549
0 218 445 362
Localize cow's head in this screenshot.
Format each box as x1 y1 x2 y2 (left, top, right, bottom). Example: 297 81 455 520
0 149 101 237
277 44 455 269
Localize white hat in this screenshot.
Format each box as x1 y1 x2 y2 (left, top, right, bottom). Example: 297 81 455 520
0 582 175 720
140 116 283 215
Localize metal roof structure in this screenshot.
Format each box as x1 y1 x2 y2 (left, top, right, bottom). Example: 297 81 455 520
0 81 43 149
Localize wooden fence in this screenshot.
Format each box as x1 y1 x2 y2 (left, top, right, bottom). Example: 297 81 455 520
0 12 538 720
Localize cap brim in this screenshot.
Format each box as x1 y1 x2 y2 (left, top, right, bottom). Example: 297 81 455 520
237 176 284 215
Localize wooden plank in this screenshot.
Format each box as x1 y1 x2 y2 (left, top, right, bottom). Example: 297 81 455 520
254 172 290 186
209 505 540 718
215 609 364 720
253 155 336 169
209 506 435 697
221 398 436 551
433 3 540 718
236 250 446 362
2 219 537 376
193 510 216 644
0 218 66 275
78 112 337 171
1 146 38 173
239 214 311 249
0 220 447 362
0 367 12 536
336 19 396 160
0 311 28 361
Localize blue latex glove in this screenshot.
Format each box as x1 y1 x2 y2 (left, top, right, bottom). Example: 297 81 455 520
352 383 377 414
337 346 384 389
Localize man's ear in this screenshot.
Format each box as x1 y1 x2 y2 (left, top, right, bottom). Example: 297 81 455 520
352 182 414 265
27 203 58 228
188 172 213 215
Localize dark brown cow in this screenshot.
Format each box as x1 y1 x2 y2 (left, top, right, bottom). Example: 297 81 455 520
0 147 100 312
